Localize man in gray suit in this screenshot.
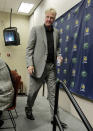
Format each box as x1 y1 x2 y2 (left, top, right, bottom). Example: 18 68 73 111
25 8 66 127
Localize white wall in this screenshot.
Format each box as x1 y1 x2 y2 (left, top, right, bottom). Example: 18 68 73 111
29 0 93 126
0 12 29 93
29 0 81 27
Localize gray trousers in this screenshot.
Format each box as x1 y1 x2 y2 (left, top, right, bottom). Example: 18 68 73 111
25 63 56 117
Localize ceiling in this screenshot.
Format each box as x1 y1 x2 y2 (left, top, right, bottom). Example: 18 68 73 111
0 0 43 16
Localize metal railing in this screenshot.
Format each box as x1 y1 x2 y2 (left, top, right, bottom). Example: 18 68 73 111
52 79 93 131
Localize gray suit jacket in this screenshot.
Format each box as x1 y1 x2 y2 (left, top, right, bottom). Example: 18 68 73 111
26 25 59 78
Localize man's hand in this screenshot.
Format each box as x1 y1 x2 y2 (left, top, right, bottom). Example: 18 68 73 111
27 66 34 75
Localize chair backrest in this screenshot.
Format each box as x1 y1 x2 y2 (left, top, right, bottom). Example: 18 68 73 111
5 64 21 109
7 70 21 110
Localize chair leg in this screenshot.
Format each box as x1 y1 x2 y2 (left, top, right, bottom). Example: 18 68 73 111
8 110 16 131
0 110 16 131
1 109 18 120
15 109 18 118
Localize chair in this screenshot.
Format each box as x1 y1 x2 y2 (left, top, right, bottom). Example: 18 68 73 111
0 70 21 131
18 78 24 95
12 71 24 95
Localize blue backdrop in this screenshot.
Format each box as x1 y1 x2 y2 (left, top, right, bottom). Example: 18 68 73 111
55 0 93 100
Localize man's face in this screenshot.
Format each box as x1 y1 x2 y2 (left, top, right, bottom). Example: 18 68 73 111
45 12 56 27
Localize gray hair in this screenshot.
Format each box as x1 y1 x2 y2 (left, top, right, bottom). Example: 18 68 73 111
45 8 57 17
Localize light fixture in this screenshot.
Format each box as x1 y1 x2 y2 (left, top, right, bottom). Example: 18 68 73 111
18 2 34 13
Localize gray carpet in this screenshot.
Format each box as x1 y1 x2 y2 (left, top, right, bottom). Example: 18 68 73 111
1 96 87 131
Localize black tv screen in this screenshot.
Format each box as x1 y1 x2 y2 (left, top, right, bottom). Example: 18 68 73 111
3 27 20 46
4 31 15 42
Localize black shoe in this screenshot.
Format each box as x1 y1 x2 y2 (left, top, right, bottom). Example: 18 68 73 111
0 120 4 128
25 107 35 120
51 120 67 129
26 113 35 120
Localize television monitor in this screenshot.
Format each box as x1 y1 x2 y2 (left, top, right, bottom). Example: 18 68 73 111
3 27 20 46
